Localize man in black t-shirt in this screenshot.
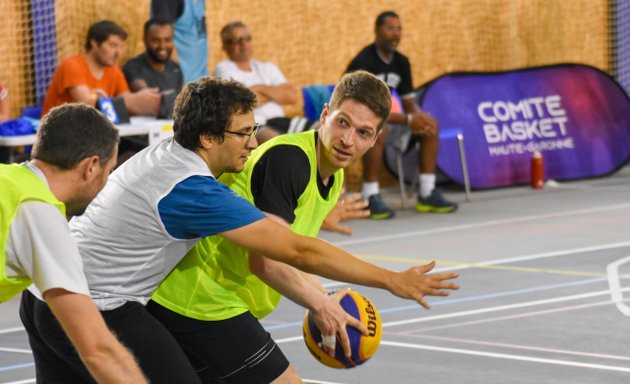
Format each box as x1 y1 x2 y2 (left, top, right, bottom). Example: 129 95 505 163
346 11 458 218
123 18 183 119
146 70 460 384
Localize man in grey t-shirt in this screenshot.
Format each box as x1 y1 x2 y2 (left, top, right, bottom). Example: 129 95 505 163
123 18 183 119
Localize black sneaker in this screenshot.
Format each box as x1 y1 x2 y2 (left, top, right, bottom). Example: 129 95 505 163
367 194 395 219
416 189 458 213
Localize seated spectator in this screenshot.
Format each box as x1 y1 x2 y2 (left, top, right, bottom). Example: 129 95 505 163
346 11 458 218
0 83 8 123
123 18 183 119
215 21 318 143
42 20 161 118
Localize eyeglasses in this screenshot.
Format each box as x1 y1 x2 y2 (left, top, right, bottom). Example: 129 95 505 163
224 123 260 143
224 35 252 45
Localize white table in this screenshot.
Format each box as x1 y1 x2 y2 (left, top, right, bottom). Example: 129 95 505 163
117 117 174 145
0 117 173 148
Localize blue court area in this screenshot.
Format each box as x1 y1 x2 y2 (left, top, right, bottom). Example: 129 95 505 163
1 167 630 383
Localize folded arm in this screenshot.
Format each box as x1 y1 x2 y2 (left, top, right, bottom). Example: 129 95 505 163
250 83 299 106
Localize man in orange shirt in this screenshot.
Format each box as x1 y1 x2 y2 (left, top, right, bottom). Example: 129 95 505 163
43 20 161 117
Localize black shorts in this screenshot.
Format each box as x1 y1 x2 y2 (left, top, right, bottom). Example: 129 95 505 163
264 117 319 134
19 290 202 384
146 300 290 384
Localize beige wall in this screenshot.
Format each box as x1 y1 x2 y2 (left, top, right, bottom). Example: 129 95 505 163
206 0 610 90
0 0 610 120
0 0 36 118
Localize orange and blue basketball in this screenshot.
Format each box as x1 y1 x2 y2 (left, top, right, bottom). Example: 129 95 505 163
302 290 382 369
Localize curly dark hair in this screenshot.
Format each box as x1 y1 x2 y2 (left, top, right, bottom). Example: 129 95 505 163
173 77 257 150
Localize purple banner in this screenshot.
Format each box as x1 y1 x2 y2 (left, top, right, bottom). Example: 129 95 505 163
419 64 630 189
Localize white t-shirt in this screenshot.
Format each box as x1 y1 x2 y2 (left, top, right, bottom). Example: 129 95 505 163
214 59 287 124
5 163 90 300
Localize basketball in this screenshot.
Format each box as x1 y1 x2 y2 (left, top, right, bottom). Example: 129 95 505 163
302 290 382 369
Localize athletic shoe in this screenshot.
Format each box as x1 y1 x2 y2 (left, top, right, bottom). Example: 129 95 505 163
416 189 458 213
367 194 395 219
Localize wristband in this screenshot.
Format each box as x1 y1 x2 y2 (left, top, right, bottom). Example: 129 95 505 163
406 113 413 126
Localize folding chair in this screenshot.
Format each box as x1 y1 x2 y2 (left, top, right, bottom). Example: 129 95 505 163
387 93 471 208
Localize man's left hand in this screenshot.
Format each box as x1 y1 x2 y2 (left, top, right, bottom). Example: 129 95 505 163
321 193 369 236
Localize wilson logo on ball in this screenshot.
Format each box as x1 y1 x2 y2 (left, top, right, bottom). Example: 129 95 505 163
302 290 382 369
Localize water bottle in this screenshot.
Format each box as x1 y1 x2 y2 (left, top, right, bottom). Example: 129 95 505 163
531 151 544 189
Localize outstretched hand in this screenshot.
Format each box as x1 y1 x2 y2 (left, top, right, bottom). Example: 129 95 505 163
388 261 459 309
321 193 369 236
310 288 368 358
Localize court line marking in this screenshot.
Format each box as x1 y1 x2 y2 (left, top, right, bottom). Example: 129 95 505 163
381 277 609 312
382 287 630 328
264 276 610 331
379 340 630 373
0 380 35 384
467 241 630 270
0 362 34 373
369 241 630 272
402 298 627 333
0 327 25 335
276 335 303 343
390 334 630 363
0 347 31 354
334 203 630 246
606 255 630 316
361 254 629 278
318 241 630 291
273 287 630 336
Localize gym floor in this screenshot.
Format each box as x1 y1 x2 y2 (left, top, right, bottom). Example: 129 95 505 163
2 166 630 383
